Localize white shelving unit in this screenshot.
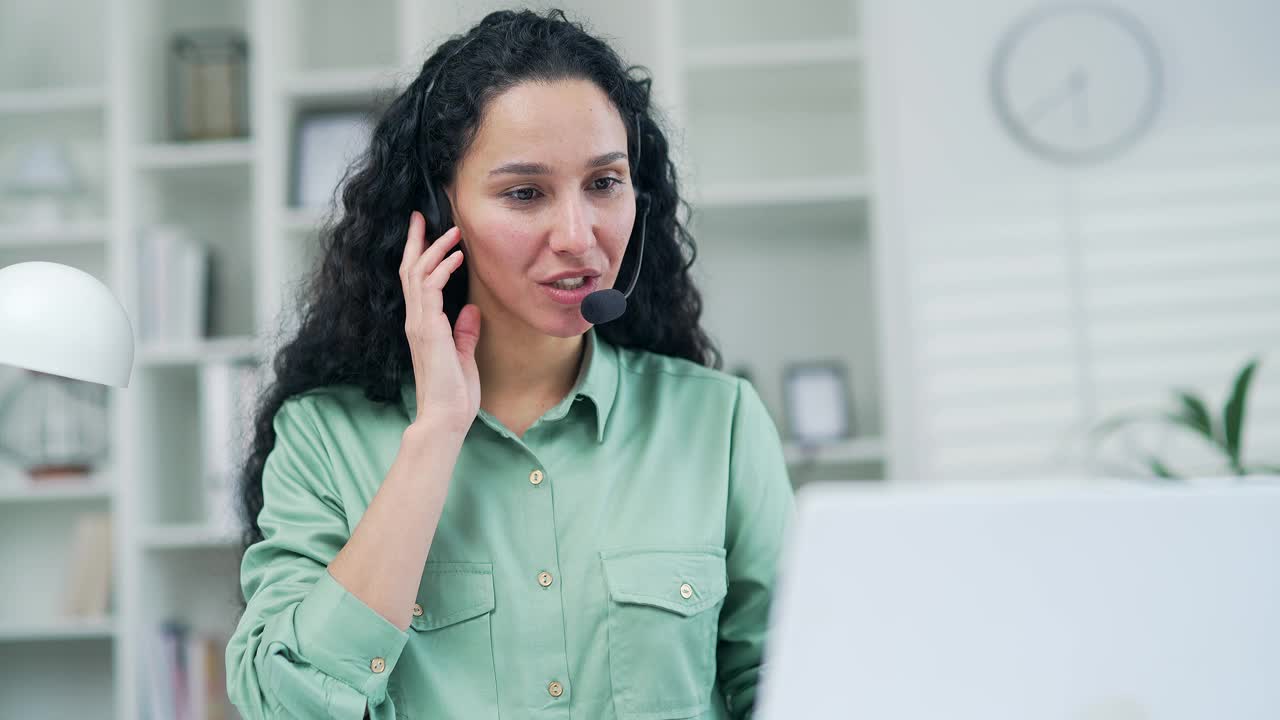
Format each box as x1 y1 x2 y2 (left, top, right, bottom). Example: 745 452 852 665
0 0 894 716
671 0 886 485
0 0 116 716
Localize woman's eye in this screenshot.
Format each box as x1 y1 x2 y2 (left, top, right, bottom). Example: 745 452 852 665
504 178 623 204
593 177 623 192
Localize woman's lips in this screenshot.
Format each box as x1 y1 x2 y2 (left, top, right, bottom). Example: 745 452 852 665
539 275 600 304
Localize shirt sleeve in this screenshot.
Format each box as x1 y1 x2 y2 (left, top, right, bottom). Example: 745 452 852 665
716 379 797 719
225 395 409 720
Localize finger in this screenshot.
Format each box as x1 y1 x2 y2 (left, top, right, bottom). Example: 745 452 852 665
453 303 481 360
412 226 462 280
401 213 426 331
401 215 431 329
400 211 426 275
424 249 465 293
416 249 463 318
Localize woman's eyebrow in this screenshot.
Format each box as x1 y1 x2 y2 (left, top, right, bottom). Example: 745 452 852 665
488 151 627 177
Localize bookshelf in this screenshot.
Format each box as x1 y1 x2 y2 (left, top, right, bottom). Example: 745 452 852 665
672 0 886 486
0 0 895 717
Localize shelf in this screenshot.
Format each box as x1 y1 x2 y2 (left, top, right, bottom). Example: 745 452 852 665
134 139 254 171
685 38 863 70
282 67 403 104
694 176 871 208
141 523 239 550
784 436 884 466
0 221 108 248
0 478 112 505
286 0 400 76
686 60 865 184
0 86 104 115
690 197 867 246
137 335 262 367
0 617 115 642
681 0 859 50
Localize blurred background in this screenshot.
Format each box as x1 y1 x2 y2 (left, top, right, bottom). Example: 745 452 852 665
0 0 1276 717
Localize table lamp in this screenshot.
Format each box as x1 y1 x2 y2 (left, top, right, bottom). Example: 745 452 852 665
0 261 134 387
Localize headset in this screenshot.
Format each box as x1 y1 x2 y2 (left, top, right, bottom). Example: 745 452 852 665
410 31 650 324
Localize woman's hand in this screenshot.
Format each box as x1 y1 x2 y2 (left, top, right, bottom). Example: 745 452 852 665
400 210 481 438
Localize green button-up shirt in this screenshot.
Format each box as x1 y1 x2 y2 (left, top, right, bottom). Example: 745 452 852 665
226 327 796 719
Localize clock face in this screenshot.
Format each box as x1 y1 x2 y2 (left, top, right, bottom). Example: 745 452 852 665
990 4 1162 165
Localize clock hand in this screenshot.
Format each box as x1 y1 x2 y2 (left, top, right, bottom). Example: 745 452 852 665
1071 69 1089 131
1022 67 1090 128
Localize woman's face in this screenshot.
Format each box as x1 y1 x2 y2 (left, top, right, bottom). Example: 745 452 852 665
444 78 636 338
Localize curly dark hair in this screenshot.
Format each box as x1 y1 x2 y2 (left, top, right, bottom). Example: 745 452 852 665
236 8 721 558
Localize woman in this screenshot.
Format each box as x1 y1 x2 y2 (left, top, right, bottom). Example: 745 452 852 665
226 8 794 719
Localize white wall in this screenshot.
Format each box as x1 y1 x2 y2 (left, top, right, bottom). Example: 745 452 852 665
866 0 1280 482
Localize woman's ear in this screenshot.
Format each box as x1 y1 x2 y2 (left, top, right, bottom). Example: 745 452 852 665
444 186 456 220
443 183 466 250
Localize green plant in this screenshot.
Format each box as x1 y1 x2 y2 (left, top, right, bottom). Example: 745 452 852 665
1090 355 1280 480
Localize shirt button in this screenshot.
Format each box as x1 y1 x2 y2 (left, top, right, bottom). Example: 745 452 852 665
370 657 386 673
538 571 554 587
411 603 424 617
548 681 564 697
529 469 544 485
680 583 694 599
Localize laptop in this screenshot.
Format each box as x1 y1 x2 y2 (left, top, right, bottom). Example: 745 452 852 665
754 478 1280 719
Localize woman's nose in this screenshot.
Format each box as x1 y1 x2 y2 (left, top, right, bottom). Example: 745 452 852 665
548 195 596 255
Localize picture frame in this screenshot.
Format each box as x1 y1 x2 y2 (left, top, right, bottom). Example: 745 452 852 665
290 107 375 209
782 361 853 446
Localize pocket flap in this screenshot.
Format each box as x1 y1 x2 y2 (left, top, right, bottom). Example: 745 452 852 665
601 547 728 617
410 561 495 631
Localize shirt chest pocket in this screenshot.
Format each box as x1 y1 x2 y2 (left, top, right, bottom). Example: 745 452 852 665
600 547 729 720
392 562 499 719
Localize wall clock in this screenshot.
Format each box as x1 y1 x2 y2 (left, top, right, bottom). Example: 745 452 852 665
990 4 1163 165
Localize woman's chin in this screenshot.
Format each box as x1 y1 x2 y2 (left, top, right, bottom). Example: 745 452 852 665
533 308 593 337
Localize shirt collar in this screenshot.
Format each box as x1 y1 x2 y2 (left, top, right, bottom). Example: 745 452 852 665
399 326 619 443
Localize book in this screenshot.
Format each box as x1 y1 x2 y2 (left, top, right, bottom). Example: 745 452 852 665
199 359 263 532
63 511 112 617
138 225 210 343
147 621 234 720
187 632 231 720
147 621 183 720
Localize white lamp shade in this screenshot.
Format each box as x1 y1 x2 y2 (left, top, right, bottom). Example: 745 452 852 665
0 262 134 387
